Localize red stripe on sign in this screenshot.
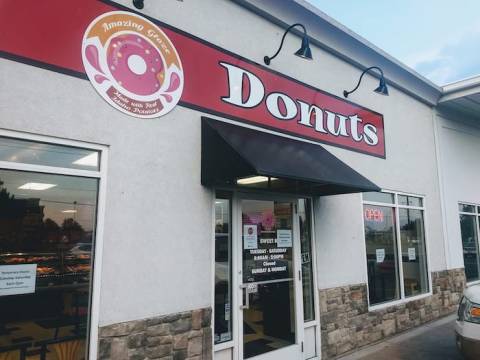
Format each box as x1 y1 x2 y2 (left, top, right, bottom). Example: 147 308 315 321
0 1 114 73
0 0 385 158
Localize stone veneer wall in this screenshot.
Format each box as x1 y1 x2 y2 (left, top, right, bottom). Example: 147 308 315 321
319 268 466 359
98 308 212 360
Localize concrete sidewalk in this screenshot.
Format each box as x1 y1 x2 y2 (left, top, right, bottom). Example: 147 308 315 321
337 314 462 360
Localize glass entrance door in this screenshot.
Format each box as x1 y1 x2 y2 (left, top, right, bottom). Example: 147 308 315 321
238 199 302 360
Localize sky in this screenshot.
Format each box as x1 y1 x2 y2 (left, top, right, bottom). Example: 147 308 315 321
307 0 480 86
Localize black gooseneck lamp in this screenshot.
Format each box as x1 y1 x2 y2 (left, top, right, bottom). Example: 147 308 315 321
343 66 389 98
264 23 313 65
133 0 144 9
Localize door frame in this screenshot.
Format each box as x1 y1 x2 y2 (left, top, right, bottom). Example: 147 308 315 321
234 192 304 360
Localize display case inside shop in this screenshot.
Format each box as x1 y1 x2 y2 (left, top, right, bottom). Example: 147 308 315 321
0 250 91 288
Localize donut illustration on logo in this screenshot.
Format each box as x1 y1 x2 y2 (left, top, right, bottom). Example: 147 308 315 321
82 11 183 118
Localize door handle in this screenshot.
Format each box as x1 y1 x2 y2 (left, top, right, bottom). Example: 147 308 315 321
240 284 252 310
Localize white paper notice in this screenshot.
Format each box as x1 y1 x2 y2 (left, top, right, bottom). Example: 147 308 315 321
220 332 231 342
0 264 37 296
376 249 385 263
408 247 416 261
244 225 258 249
224 303 230 321
277 229 292 248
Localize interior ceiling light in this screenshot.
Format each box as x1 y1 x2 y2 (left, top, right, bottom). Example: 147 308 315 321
62 210 77 213
264 23 313 65
73 153 98 167
18 182 57 191
343 66 389 98
236 176 278 185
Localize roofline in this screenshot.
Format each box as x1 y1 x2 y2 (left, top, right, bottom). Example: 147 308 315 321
292 0 442 91
437 75 480 120
442 75 480 95
233 0 444 106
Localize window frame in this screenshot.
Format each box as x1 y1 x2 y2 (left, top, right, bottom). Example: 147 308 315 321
213 193 233 346
362 190 432 311
458 201 480 285
0 129 108 360
298 198 316 324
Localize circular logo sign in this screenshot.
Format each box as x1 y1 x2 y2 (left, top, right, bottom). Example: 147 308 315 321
82 11 184 118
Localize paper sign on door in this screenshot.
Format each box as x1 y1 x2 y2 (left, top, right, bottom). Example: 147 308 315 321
244 225 258 249
277 229 292 248
0 264 37 296
376 249 385 263
224 303 230 321
408 248 416 261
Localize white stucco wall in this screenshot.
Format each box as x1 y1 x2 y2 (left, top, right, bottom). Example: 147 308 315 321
0 59 214 326
436 113 480 271
0 0 448 326
314 193 368 288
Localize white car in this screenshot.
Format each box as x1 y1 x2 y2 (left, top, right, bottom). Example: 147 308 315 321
69 243 92 255
456 284 480 359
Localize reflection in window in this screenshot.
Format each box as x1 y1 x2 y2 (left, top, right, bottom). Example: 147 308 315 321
399 209 429 297
214 196 232 344
364 205 400 305
459 204 475 213
398 195 423 207
299 199 315 322
460 214 479 282
0 169 98 359
363 192 394 204
241 200 295 359
0 137 100 170
241 201 293 282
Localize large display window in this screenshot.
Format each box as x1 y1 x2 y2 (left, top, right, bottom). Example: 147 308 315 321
298 199 315 322
0 136 102 360
363 191 429 306
458 203 480 282
363 204 400 305
214 194 232 345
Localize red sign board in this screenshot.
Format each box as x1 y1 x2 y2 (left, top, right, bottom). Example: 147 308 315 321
0 0 385 158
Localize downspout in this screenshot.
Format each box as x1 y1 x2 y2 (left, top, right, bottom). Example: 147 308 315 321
432 109 451 270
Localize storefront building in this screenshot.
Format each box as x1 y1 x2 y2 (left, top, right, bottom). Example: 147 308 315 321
0 1 478 359
435 78 480 286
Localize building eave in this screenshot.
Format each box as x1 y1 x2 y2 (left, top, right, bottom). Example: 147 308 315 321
232 0 443 107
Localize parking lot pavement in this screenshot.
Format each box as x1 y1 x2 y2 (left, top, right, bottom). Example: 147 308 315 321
338 314 463 360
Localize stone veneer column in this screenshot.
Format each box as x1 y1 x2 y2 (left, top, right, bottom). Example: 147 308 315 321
319 268 466 359
98 308 212 360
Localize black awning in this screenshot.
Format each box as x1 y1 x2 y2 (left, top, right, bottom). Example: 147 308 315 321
201 118 380 196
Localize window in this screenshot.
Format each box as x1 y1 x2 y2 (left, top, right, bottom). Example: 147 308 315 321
298 199 315 322
459 203 480 282
214 194 232 344
0 136 101 359
363 191 429 306
0 136 100 170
